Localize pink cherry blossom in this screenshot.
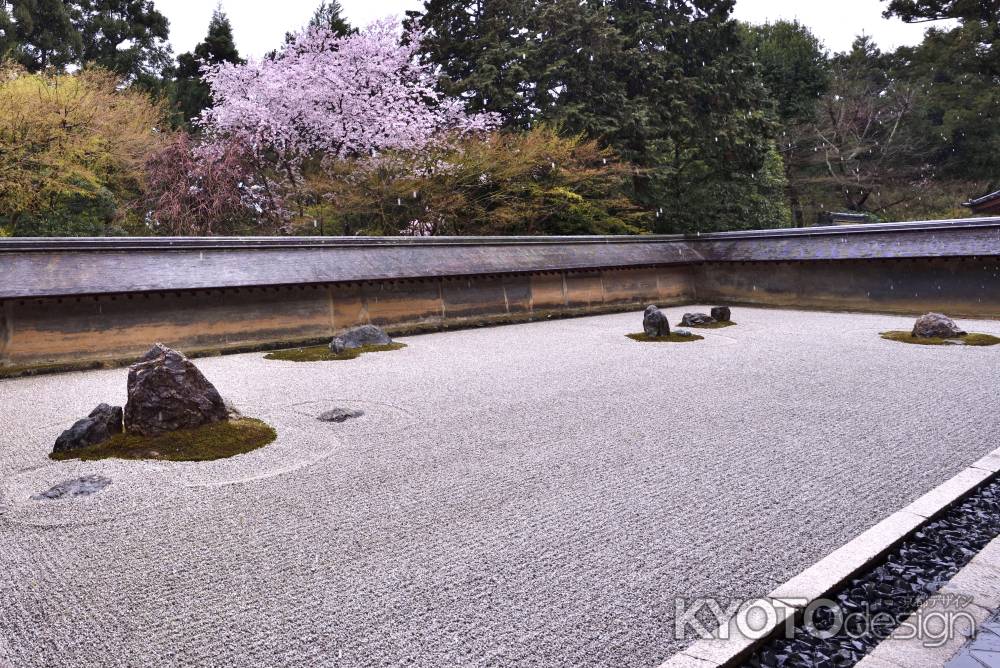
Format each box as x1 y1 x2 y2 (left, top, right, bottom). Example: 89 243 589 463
199 19 497 168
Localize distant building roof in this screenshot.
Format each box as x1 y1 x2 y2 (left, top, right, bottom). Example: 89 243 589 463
965 189 1000 214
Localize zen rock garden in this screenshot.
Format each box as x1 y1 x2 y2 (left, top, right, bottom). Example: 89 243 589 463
628 304 736 343
39 310 998 501
46 326 401 478
882 312 1000 346
50 343 276 464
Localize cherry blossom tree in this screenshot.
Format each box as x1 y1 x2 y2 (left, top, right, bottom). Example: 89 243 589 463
199 18 496 167
142 134 284 235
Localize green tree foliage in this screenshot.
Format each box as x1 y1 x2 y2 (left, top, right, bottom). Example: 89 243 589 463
411 0 788 233
741 20 830 224
888 1 1000 181
601 1 784 232
309 0 353 36
884 0 1000 26
4 0 82 71
0 3 17 60
406 0 536 127
0 66 171 236
301 126 647 236
172 7 242 125
741 21 829 125
74 0 172 83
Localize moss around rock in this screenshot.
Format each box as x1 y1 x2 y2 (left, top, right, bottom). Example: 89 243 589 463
676 320 737 329
264 342 406 362
880 331 1000 347
626 332 704 343
49 418 277 462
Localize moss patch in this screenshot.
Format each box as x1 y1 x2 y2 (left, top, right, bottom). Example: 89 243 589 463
677 320 737 329
50 418 277 462
880 331 1000 347
626 332 704 343
264 342 407 362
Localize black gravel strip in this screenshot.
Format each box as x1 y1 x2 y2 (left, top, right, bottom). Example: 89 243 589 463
744 475 1000 668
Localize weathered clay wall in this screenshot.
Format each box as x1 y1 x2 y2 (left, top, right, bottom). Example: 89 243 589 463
693 257 1000 319
0 266 693 374
2 220 999 376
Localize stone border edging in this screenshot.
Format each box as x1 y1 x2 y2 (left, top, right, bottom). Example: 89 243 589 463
658 446 1000 668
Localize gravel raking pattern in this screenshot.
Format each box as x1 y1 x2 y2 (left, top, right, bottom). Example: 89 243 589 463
1 308 999 667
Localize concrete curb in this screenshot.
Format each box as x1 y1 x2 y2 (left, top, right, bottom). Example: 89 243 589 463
659 445 1000 668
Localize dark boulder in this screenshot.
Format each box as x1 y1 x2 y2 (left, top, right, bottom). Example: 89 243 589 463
680 313 716 327
643 305 670 338
710 306 732 322
124 343 228 437
912 313 966 339
330 324 393 354
53 403 123 454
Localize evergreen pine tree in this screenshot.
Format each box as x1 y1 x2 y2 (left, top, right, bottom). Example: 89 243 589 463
173 6 242 126
571 0 779 232
407 0 536 127
7 0 82 71
309 0 353 37
0 3 16 61
73 0 172 82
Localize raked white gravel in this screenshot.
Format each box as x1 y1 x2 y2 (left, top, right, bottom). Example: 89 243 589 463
1 307 998 667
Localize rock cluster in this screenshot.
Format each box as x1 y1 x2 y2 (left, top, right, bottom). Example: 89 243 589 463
53 404 123 454
680 312 716 327
643 305 670 337
330 325 393 354
124 343 228 437
53 343 230 453
912 312 965 339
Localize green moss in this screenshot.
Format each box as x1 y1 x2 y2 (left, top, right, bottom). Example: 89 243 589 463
50 418 277 462
626 332 705 343
264 342 407 362
880 331 1000 347
678 320 737 329
964 333 1000 346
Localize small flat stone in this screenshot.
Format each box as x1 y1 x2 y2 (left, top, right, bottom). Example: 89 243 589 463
674 329 693 337
318 408 364 423
32 475 112 501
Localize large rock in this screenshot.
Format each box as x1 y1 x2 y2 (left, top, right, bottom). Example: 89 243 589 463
53 403 123 454
912 313 966 339
680 312 716 327
329 325 393 354
643 305 670 338
124 343 228 437
710 306 732 322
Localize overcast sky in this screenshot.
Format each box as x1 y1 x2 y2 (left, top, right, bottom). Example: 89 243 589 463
159 0 952 61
